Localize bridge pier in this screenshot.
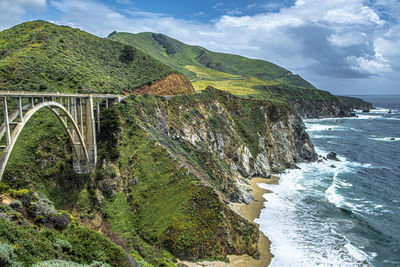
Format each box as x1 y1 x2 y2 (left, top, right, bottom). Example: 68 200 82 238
0 91 121 180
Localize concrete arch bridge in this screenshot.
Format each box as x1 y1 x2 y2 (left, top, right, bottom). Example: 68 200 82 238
0 91 122 180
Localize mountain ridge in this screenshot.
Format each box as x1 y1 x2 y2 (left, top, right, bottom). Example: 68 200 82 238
0 20 193 95
108 32 316 89
0 20 370 266
108 31 372 117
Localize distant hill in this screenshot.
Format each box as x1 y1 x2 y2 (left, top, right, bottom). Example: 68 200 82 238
0 21 193 95
109 32 372 117
108 32 316 91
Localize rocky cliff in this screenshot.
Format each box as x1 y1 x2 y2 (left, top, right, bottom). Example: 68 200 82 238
100 87 317 261
127 87 317 203
134 73 195 95
255 85 372 118
338 96 374 110
1 87 317 265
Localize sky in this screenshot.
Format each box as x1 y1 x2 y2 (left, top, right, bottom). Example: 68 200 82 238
1 0 400 95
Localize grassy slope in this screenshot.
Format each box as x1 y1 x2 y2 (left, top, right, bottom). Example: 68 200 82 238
0 217 130 266
107 31 361 117
0 21 173 94
108 32 316 96
0 21 184 266
0 22 259 264
1 93 260 265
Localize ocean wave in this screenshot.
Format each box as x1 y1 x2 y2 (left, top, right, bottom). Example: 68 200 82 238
307 134 340 139
324 173 378 216
314 147 373 171
369 108 400 114
355 112 400 121
369 137 400 142
304 113 400 123
255 138 385 267
344 242 371 262
350 127 364 132
256 163 373 267
305 124 347 132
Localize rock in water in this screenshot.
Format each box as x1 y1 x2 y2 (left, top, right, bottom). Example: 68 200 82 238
327 152 340 161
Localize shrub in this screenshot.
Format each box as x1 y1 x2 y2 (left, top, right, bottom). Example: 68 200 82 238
98 108 121 161
53 238 72 252
10 200 22 209
119 45 136 63
0 182 9 193
0 242 21 267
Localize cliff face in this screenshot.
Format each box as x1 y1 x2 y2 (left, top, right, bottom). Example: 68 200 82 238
127 87 317 203
255 85 372 118
134 73 195 95
338 96 373 110
0 89 317 264
106 87 317 261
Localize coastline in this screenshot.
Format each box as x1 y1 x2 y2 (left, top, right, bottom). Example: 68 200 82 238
178 176 279 267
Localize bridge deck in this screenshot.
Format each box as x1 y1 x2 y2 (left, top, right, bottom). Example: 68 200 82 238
0 91 123 99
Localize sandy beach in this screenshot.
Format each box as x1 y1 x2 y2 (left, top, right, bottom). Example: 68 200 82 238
179 176 279 267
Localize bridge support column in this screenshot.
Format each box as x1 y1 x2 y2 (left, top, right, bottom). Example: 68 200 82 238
70 96 96 173
71 97 85 173
0 92 120 180
85 96 97 170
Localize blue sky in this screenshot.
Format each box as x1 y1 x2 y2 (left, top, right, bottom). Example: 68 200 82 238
1 0 400 95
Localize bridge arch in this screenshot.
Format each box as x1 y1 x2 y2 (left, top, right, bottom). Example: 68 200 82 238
0 101 90 180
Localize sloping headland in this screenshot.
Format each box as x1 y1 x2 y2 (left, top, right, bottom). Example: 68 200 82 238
0 20 371 266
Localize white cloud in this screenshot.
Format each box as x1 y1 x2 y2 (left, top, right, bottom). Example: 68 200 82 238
328 32 366 47
44 0 397 76
0 0 47 30
2 0 400 93
213 2 222 9
345 55 391 74
295 0 306 7
323 5 384 25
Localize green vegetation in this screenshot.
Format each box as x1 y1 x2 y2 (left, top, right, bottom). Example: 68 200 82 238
90 97 257 263
108 31 316 97
0 20 174 93
0 21 327 267
254 84 346 117
108 32 299 83
0 217 129 266
184 65 242 80
109 31 370 116
97 107 121 161
0 90 259 264
192 77 276 95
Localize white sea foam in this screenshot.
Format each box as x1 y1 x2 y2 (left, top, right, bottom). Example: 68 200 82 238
350 127 364 132
355 114 377 120
326 176 345 207
256 139 378 266
370 108 391 113
344 242 370 261
305 124 346 132
308 134 340 139
370 137 400 142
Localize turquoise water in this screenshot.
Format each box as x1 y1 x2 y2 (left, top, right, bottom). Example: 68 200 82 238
256 96 400 266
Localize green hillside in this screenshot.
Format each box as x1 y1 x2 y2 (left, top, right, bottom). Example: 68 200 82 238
0 21 174 94
108 31 371 118
108 31 316 95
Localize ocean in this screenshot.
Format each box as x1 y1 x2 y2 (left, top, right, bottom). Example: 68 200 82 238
255 95 400 267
